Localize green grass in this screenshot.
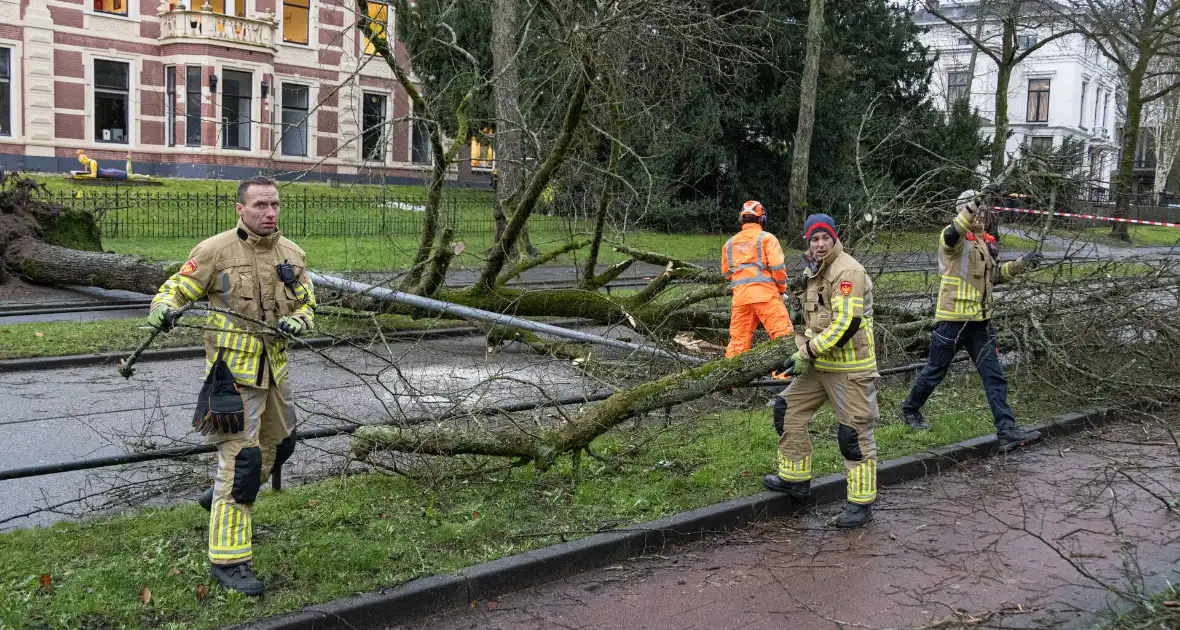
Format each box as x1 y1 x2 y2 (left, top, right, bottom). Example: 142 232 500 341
856 230 1040 253
29 173 495 202
1051 225 1180 249
0 312 467 360
0 373 1073 629
1105 586 1180 629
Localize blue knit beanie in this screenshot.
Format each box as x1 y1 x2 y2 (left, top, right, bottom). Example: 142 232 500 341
803 213 838 241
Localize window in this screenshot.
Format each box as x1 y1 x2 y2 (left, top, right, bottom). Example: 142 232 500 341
362 1 389 55
956 37 971 46
1079 80 1088 128
470 132 493 168
1029 136 1053 153
94 0 129 17
185 65 203 146
221 69 252 150
361 92 386 162
165 66 177 146
1016 34 1038 49
95 60 130 144
0 49 10 137
1093 89 1102 129
1102 94 1110 131
1026 78 1050 123
210 0 245 17
283 0 311 44
947 70 970 106
411 119 431 165
280 84 309 156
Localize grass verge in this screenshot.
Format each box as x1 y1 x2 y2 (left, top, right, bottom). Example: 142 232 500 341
0 312 467 360
1051 225 1180 249
1105 587 1180 629
0 371 1075 629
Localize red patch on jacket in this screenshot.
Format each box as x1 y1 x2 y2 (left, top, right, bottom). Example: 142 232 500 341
178 259 198 276
839 280 853 296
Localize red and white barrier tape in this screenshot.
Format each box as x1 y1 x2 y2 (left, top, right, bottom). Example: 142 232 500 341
991 205 1180 229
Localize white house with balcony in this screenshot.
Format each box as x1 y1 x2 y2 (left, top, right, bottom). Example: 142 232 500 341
913 2 1122 196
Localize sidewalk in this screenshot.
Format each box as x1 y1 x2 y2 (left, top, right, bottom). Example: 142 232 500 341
405 418 1180 630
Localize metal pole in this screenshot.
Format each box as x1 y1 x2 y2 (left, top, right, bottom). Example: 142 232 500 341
309 272 705 365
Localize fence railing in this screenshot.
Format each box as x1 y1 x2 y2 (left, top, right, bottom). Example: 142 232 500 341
48 191 591 240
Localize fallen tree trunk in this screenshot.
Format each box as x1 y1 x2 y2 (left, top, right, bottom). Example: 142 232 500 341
351 335 794 469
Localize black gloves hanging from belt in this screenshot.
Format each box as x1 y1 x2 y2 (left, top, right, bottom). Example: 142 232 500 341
193 359 246 435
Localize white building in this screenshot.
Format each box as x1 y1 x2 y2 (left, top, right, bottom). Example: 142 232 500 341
913 2 1121 196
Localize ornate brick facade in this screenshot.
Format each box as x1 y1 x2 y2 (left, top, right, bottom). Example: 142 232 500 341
0 0 484 184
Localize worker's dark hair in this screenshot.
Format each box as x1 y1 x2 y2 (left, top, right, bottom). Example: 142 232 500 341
237 175 279 205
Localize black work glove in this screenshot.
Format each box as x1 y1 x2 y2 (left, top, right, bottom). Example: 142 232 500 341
1023 250 1045 270
192 360 245 435
276 316 305 337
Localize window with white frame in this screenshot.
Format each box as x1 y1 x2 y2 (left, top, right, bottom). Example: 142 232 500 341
221 69 252 150
1026 78 1050 123
95 60 130 144
1093 89 1102 129
361 92 387 162
1102 94 1110 132
280 83 309 156
0 49 10 137
1016 34 1038 49
1079 80 1088 128
94 0 129 17
947 70 970 106
185 65 203 146
1029 136 1053 154
165 66 177 146
411 119 431 164
283 0 311 45
362 1 390 55
211 0 245 17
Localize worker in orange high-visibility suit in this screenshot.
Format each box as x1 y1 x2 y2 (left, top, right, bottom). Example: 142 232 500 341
722 201 794 362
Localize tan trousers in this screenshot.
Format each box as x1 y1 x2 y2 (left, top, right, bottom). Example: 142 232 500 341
206 377 296 565
776 370 879 504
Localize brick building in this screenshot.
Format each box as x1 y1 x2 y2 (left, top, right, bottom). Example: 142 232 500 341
2 0 488 184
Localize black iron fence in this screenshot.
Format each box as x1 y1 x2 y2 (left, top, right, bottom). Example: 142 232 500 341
49 191 592 239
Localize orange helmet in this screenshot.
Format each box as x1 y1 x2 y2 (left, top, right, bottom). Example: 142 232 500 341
740 200 766 223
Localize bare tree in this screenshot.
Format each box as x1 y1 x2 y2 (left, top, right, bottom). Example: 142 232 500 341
1062 0 1180 239
491 0 539 259
920 0 1078 183
787 0 825 239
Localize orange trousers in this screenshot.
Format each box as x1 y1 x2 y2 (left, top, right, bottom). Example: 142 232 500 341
726 299 794 358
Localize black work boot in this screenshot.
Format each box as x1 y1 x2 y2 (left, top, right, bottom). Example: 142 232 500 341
198 487 213 511
211 562 265 596
834 502 873 529
998 427 1043 453
901 410 931 431
762 475 810 500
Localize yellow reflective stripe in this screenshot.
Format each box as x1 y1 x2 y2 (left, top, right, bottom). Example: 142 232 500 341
847 460 877 504
174 276 202 301
814 358 877 372
952 212 972 234
812 297 853 353
776 452 812 481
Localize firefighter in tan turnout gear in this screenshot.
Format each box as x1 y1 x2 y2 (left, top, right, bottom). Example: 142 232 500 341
147 176 316 596
763 214 879 529
900 188 1044 451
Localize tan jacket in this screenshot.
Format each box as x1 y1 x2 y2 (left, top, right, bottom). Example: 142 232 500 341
795 241 876 373
152 220 316 387
936 207 1027 321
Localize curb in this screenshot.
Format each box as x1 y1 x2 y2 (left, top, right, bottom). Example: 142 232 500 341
234 406 1121 630
0 318 591 373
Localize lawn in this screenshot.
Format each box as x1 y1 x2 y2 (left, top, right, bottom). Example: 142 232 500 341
0 311 468 360
0 371 1075 630
1051 225 1180 248
29 172 495 202
855 229 1040 253
1105 586 1180 629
